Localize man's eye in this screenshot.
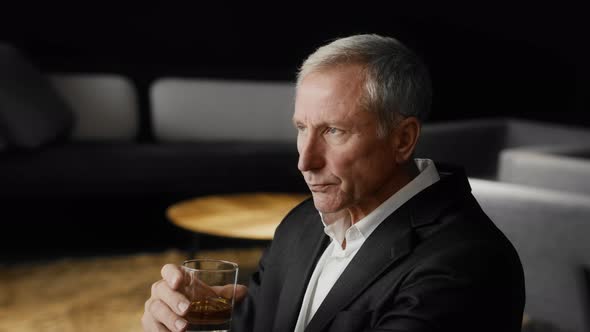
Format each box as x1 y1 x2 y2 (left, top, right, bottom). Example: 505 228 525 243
326 127 341 135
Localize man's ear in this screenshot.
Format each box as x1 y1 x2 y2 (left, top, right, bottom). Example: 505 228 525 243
392 117 420 164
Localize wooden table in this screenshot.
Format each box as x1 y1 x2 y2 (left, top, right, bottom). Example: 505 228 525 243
167 193 309 253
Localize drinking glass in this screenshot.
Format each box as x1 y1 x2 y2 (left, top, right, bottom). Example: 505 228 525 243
181 259 239 332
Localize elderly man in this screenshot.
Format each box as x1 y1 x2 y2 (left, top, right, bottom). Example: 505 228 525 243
143 34 525 332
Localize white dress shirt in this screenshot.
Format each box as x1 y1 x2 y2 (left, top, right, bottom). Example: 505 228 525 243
294 159 440 331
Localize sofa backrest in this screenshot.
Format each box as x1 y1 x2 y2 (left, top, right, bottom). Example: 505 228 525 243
499 145 590 196
416 118 590 180
150 78 296 142
49 74 139 141
470 178 590 332
416 118 508 178
506 119 590 148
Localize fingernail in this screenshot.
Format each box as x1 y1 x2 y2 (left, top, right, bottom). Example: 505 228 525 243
178 301 189 313
175 319 187 331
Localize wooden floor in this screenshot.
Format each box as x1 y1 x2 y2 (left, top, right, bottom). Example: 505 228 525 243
0 248 263 332
1 247 541 331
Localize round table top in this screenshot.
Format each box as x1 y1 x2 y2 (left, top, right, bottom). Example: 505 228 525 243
166 193 310 240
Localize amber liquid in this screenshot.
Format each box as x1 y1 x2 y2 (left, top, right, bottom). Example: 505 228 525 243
185 296 233 331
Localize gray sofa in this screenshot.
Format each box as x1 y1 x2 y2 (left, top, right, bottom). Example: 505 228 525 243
417 116 590 196
471 178 590 332
416 117 590 179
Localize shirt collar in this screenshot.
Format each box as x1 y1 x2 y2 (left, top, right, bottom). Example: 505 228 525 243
319 159 440 246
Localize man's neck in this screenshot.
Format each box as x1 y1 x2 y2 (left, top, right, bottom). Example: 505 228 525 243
346 161 419 224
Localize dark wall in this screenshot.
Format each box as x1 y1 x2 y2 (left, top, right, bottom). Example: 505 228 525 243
1 5 588 127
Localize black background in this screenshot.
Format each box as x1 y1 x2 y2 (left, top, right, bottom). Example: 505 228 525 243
1 4 588 128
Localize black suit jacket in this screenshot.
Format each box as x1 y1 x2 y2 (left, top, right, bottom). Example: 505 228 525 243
232 167 525 332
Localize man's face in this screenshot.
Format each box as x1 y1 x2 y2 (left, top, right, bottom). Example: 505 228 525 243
293 65 401 218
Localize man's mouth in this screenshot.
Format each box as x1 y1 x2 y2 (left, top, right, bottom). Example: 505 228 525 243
308 184 334 192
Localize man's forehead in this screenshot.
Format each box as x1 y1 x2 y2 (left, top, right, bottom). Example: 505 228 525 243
292 64 372 125
292 103 375 128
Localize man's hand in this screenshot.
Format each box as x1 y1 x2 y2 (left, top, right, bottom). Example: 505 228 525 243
142 264 248 332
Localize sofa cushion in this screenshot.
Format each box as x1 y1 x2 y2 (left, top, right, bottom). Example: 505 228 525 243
506 119 590 148
150 78 296 142
0 44 74 149
499 145 590 195
48 74 139 141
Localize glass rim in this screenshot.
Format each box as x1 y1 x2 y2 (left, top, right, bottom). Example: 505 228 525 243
181 258 239 272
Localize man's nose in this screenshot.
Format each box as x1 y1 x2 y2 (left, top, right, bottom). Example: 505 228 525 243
298 136 325 172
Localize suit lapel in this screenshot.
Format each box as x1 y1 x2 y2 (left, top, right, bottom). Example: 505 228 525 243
305 206 414 332
273 211 330 332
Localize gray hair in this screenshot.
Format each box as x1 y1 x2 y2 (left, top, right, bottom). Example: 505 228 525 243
297 34 432 136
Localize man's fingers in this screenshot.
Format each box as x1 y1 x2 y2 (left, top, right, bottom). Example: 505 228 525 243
209 284 248 302
235 284 248 302
141 311 172 332
161 264 183 289
148 299 188 332
192 279 219 298
151 280 191 316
